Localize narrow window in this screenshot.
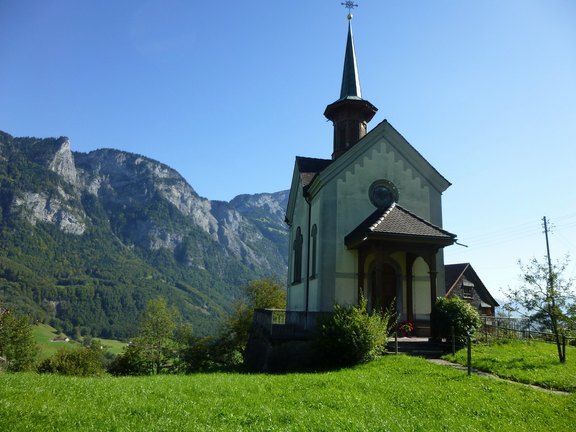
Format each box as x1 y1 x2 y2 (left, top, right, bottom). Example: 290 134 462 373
292 227 303 284
310 224 318 278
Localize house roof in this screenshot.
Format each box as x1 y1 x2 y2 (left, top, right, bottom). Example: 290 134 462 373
295 156 333 190
445 263 500 307
345 203 457 249
445 263 469 290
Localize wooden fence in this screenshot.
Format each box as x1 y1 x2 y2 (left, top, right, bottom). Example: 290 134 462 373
480 316 574 342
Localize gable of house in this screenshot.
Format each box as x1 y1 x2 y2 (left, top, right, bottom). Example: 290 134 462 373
445 263 499 316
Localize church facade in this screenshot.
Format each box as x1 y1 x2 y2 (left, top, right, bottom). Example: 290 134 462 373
285 16 456 335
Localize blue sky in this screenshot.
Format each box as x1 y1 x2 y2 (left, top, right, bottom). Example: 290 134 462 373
1 0 575 298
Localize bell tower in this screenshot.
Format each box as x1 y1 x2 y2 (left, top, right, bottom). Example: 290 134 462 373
324 7 377 160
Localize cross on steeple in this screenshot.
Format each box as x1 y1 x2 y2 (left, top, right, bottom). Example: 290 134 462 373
341 1 358 16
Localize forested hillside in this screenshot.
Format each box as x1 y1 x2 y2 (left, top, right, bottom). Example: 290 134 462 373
0 131 289 338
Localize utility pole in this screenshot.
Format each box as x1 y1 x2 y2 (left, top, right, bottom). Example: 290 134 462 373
542 216 565 362
543 217 553 285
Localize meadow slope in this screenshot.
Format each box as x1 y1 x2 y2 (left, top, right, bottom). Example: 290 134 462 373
1 356 575 431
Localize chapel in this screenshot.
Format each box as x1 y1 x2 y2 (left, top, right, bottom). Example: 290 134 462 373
284 11 457 336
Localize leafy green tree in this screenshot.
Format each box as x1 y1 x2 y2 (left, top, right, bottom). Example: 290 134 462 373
181 278 286 371
431 296 481 347
504 255 574 362
221 278 286 358
109 297 192 375
108 344 150 376
136 297 180 374
246 278 287 310
0 305 37 372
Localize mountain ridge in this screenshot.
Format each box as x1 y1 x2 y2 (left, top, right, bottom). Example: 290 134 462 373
0 130 289 338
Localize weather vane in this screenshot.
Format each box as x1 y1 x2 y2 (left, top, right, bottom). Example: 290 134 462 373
341 1 358 20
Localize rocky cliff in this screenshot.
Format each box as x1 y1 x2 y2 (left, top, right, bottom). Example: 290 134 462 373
0 131 289 337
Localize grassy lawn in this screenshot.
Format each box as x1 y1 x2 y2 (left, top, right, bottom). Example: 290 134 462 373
32 323 79 359
33 323 126 359
98 337 126 355
444 339 576 392
1 355 575 431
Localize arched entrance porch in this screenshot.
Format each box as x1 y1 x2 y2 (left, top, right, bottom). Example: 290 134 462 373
345 204 456 336
367 259 400 313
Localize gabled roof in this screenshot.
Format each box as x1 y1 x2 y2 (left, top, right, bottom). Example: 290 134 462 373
305 120 451 199
285 156 333 225
445 263 499 307
295 156 333 190
345 203 456 249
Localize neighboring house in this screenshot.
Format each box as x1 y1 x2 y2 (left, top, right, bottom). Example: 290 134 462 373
284 15 457 336
445 263 499 316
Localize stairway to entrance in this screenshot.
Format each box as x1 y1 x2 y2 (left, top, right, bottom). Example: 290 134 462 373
386 337 447 359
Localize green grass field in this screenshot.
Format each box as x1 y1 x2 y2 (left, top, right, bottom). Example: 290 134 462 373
444 339 576 392
32 323 126 359
1 355 575 431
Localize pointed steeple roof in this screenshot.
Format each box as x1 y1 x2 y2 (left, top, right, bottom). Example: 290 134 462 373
340 19 362 99
324 13 377 160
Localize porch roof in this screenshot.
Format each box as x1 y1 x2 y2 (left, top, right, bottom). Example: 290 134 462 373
345 203 457 249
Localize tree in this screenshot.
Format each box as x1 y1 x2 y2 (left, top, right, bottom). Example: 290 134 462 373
0 305 38 372
219 278 286 360
108 344 150 376
431 297 481 347
109 297 192 375
504 255 574 363
136 297 182 374
245 278 287 310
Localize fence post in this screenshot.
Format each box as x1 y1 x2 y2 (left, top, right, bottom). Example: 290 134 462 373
395 323 399 354
467 334 472 376
451 325 456 356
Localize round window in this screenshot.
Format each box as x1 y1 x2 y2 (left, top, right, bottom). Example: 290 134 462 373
369 180 398 209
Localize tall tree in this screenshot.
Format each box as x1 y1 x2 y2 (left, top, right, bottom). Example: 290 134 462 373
0 305 38 371
504 255 574 363
137 297 180 374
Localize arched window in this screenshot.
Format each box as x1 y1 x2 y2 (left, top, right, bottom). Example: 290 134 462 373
412 257 431 320
292 227 303 284
310 224 318 278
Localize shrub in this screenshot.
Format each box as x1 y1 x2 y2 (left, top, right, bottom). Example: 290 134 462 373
314 298 392 368
108 344 151 376
431 297 481 347
180 335 243 373
38 346 104 376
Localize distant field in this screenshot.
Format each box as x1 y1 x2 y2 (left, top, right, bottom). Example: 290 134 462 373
444 339 576 392
32 324 126 359
1 355 575 431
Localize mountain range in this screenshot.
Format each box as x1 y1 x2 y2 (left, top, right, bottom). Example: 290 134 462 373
0 131 289 338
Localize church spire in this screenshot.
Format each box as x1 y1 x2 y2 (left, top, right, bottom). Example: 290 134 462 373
340 17 361 99
324 7 377 160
